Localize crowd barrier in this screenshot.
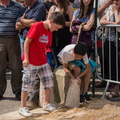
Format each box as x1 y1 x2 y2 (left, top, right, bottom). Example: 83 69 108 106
94 25 120 98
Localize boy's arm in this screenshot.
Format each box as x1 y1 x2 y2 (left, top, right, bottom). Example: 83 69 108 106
23 37 32 67
63 63 74 79
77 63 91 78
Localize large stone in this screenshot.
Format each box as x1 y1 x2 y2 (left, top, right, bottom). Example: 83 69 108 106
39 65 70 106
53 65 70 103
39 82 55 107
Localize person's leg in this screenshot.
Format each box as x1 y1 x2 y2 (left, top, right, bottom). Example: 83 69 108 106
82 71 91 94
20 91 28 108
38 63 55 112
19 64 37 117
7 36 22 100
0 38 8 98
27 77 40 108
81 69 92 103
43 89 51 105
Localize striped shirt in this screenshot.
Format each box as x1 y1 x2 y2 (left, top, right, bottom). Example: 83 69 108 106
0 0 22 37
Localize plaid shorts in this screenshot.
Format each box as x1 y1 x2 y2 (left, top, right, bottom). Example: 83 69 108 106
22 63 54 93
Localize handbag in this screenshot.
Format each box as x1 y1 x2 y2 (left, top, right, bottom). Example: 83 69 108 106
71 20 86 44
71 20 94 47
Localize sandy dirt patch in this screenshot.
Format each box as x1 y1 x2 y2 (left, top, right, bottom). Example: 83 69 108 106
21 98 120 120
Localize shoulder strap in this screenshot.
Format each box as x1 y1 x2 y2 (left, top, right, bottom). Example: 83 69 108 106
76 22 86 44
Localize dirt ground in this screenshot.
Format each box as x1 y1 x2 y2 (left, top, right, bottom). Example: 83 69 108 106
21 90 120 120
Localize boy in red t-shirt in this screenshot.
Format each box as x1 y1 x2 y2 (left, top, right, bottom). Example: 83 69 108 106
19 12 65 117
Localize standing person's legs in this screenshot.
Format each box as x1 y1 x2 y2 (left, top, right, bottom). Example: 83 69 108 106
7 36 22 100
38 63 56 112
0 37 8 98
19 64 39 117
27 77 40 108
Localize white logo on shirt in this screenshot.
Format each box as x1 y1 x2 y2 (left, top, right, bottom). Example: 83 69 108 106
39 34 48 43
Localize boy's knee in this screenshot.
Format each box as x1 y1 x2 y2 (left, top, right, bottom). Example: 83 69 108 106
22 87 33 94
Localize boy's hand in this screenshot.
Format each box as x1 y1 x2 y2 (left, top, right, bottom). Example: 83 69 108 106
23 59 29 67
76 77 81 86
69 78 74 86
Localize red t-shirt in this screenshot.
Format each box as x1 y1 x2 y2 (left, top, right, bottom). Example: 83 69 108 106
25 21 52 65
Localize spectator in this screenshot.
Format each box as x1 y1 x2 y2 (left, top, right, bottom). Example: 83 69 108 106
74 0 80 6
70 0 95 58
13 0 20 2
0 0 22 100
48 0 74 68
19 12 65 117
43 0 55 12
69 0 79 10
38 0 45 3
16 0 46 109
19 0 26 7
95 0 113 88
100 0 120 98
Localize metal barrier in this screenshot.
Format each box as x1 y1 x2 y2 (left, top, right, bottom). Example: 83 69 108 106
95 25 120 98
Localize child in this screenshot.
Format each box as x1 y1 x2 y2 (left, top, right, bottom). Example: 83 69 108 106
19 12 65 117
57 43 92 104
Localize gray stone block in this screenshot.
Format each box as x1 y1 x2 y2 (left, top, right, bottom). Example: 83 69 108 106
53 65 70 103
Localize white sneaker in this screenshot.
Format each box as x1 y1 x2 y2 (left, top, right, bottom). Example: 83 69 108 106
43 103 56 112
19 107 32 117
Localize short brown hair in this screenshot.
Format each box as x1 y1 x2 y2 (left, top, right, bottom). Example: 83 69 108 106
49 12 65 27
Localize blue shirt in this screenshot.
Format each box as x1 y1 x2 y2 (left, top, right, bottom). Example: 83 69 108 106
18 1 46 40
0 0 22 37
74 8 95 22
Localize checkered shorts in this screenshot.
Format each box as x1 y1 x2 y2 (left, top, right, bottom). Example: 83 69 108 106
22 63 54 93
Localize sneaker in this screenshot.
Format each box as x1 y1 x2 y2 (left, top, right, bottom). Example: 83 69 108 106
19 107 32 117
43 103 56 112
83 93 92 103
80 94 85 104
26 102 39 110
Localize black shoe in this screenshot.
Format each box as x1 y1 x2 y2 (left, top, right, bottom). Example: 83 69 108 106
80 94 85 104
0 95 3 100
83 93 92 103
